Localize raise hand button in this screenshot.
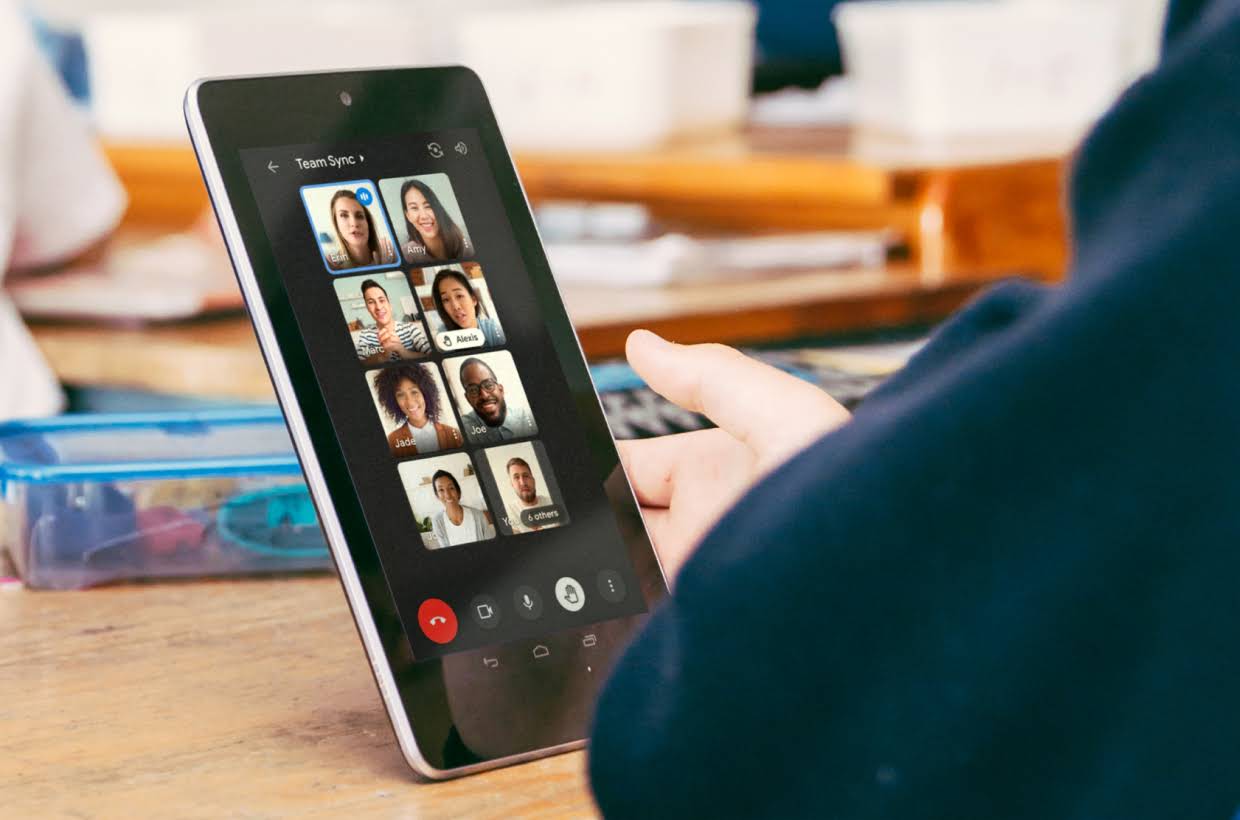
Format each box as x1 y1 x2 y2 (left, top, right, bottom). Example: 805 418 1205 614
554 576 585 612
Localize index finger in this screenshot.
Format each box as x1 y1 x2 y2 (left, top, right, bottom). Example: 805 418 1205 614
625 330 851 455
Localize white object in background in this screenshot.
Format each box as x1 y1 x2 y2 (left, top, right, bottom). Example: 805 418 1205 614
8 231 243 322
82 0 561 141
0 2 126 419
750 76 856 128
1031 0 1168 80
545 231 891 286
460 1 756 151
834 1 1131 140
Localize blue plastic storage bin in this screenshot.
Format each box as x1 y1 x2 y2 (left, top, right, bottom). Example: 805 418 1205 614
0 408 331 589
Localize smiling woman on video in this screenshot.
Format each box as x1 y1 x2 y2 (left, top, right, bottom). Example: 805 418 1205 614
432 269 505 346
327 190 395 270
372 364 462 457
429 469 494 548
400 179 472 262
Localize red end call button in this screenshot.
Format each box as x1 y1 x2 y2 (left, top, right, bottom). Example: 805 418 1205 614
417 598 458 644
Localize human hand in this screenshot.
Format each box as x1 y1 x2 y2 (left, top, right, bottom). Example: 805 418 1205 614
619 330 852 584
377 326 403 354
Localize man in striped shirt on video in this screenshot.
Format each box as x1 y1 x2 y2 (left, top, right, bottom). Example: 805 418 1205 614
354 278 431 364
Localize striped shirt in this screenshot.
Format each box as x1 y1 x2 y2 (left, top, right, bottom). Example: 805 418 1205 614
355 321 431 361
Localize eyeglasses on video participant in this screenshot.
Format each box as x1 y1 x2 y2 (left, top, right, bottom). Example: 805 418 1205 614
456 357 537 445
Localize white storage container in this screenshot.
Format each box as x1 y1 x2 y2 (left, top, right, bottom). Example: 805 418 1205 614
833 1 1135 140
460 1 757 151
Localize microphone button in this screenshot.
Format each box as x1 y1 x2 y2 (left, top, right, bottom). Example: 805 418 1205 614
512 585 544 620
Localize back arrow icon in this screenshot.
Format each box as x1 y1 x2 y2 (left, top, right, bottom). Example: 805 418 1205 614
267 161 279 173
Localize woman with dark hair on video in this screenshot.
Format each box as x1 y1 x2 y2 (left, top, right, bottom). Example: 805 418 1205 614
400 178 473 262
326 189 396 270
432 268 506 347
429 469 494 548
372 363 462 458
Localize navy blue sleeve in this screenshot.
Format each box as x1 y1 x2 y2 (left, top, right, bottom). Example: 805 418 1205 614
589 3 1240 818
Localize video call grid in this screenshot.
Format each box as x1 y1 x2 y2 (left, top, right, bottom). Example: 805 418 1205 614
305 169 569 552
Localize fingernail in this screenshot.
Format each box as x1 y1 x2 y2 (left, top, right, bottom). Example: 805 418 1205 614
629 329 670 348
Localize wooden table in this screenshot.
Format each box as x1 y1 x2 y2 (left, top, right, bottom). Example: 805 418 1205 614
0 578 596 818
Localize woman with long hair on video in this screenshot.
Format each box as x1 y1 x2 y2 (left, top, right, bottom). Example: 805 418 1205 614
429 469 494 548
400 178 473 262
326 190 396 270
432 268 506 347
372 364 463 458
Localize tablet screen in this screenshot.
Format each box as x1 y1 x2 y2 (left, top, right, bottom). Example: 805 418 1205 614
240 131 649 660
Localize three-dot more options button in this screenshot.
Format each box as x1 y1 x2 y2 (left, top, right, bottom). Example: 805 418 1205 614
596 570 627 603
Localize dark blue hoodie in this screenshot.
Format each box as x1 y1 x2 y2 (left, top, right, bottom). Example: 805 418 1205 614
590 2 1240 817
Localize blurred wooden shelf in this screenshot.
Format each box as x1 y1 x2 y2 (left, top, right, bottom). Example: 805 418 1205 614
65 127 1073 400
104 126 1070 282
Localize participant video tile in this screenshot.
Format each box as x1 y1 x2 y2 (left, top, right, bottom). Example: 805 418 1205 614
410 262 506 352
300 180 399 273
443 350 538 445
378 173 475 264
397 452 496 550
479 440 569 536
367 362 463 459
334 272 431 364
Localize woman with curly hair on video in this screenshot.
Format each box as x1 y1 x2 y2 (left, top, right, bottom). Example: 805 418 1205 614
372 363 462 457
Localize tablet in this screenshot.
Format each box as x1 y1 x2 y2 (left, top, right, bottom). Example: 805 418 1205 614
185 68 666 779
